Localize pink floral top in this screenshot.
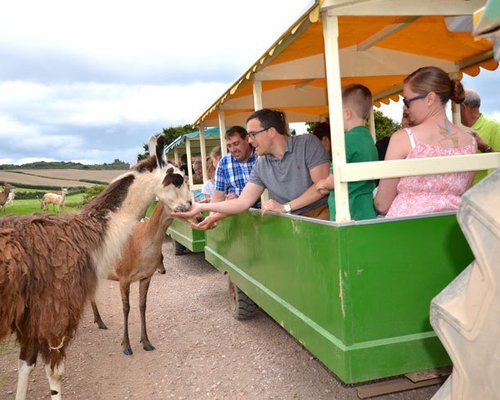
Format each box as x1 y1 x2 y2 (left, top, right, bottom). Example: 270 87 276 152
386 129 476 218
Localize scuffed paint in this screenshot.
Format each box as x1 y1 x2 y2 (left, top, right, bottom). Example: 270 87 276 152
338 269 345 319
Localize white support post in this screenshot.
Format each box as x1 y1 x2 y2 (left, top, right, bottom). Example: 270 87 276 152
218 111 227 156
174 148 179 166
368 108 376 142
199 126 208 182
186 140 194 188
253 79 269 203
323 11 350 222
253 80 263 111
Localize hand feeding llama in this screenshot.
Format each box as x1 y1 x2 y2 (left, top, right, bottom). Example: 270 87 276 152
0 135 192 400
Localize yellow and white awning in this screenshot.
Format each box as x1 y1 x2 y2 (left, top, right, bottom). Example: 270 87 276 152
194 0 497 128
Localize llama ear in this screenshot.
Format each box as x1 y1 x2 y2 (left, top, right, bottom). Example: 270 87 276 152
147 136 157 158
148 135 166 168
148 135 157 155
155 135 166 168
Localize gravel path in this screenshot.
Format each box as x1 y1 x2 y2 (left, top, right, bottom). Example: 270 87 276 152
0 238 441 399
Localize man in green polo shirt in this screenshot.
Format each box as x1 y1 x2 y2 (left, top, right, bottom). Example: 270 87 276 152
460 89 500 184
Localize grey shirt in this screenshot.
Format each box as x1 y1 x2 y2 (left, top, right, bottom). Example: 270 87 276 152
249 134 330 215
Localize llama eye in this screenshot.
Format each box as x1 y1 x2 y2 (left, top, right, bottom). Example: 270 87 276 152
171 174 184 188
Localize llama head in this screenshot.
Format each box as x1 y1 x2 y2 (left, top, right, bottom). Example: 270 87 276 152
147 135 192 212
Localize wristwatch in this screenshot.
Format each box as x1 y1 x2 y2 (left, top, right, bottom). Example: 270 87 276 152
484 146 493 153
283 203 292 213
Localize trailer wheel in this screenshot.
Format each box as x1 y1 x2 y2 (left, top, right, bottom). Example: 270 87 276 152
228 279 257 320
174 240 187 256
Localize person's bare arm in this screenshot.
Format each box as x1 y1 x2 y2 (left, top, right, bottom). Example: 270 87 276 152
374 130 410 215
173 182 264 219
211 190 225 203
315 174 334 195
261 162 329 214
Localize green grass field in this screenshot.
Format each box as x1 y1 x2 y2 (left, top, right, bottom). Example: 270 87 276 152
2 194 157 217
1 193 86 216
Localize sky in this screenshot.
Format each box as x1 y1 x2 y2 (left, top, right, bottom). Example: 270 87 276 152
1 1 499 166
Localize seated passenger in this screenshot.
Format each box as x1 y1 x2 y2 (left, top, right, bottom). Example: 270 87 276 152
312 122 332 160
192 160 203 185
200 158 216 203
172 108 331 227
213 126 257 202
374 66 477 218
315 84 379 221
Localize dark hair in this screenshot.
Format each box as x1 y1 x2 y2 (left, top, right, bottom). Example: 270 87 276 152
246 108 289 136
225 126 248 140
312 122 330 141
404 66 464 105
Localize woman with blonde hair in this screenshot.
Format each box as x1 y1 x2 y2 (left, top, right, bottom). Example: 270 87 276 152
375 66 477 217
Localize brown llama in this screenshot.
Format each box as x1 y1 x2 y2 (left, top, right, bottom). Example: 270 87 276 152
0 182 14 211
91 200 174 355
0 135 192 400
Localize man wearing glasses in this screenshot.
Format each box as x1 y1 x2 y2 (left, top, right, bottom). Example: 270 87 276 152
173 108 330 227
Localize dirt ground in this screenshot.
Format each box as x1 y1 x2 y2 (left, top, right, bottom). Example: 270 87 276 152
0 238 442 400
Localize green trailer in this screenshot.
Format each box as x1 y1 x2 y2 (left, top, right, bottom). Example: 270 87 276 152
187 0 500 386
167 218 205 255
204 211 472 383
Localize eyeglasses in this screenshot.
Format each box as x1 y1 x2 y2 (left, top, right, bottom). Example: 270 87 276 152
402 93 428 108
247 127 268 139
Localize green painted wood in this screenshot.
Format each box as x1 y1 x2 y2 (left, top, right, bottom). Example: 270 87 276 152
167 218 205 253
204 211 473 383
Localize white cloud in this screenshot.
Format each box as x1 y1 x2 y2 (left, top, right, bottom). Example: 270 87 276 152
0 0 311 164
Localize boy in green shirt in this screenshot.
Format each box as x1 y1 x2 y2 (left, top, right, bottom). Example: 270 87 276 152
316 84 378 221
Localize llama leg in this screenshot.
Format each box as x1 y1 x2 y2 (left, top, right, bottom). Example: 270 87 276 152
120 281 133 355
139 277 155 351
44 361 64 400
16 344 38 400
157 253 166 274
90 299 108 329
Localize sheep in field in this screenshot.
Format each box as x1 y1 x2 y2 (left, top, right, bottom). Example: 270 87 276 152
0 135 192 400
91 200 174 355
41 188 68 212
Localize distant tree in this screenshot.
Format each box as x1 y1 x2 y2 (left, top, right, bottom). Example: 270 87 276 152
137 124 194 161
374 109 400 141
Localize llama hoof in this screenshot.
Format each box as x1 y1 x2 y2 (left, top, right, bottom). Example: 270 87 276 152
143 343 156 352
97 323 108 330
123 346 133 356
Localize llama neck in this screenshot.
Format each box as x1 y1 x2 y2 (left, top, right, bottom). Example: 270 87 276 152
90 172 157 277
143 202 174 244
0 187 10 204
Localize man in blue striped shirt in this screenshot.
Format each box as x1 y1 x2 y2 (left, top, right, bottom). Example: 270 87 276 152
212 126 257 202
